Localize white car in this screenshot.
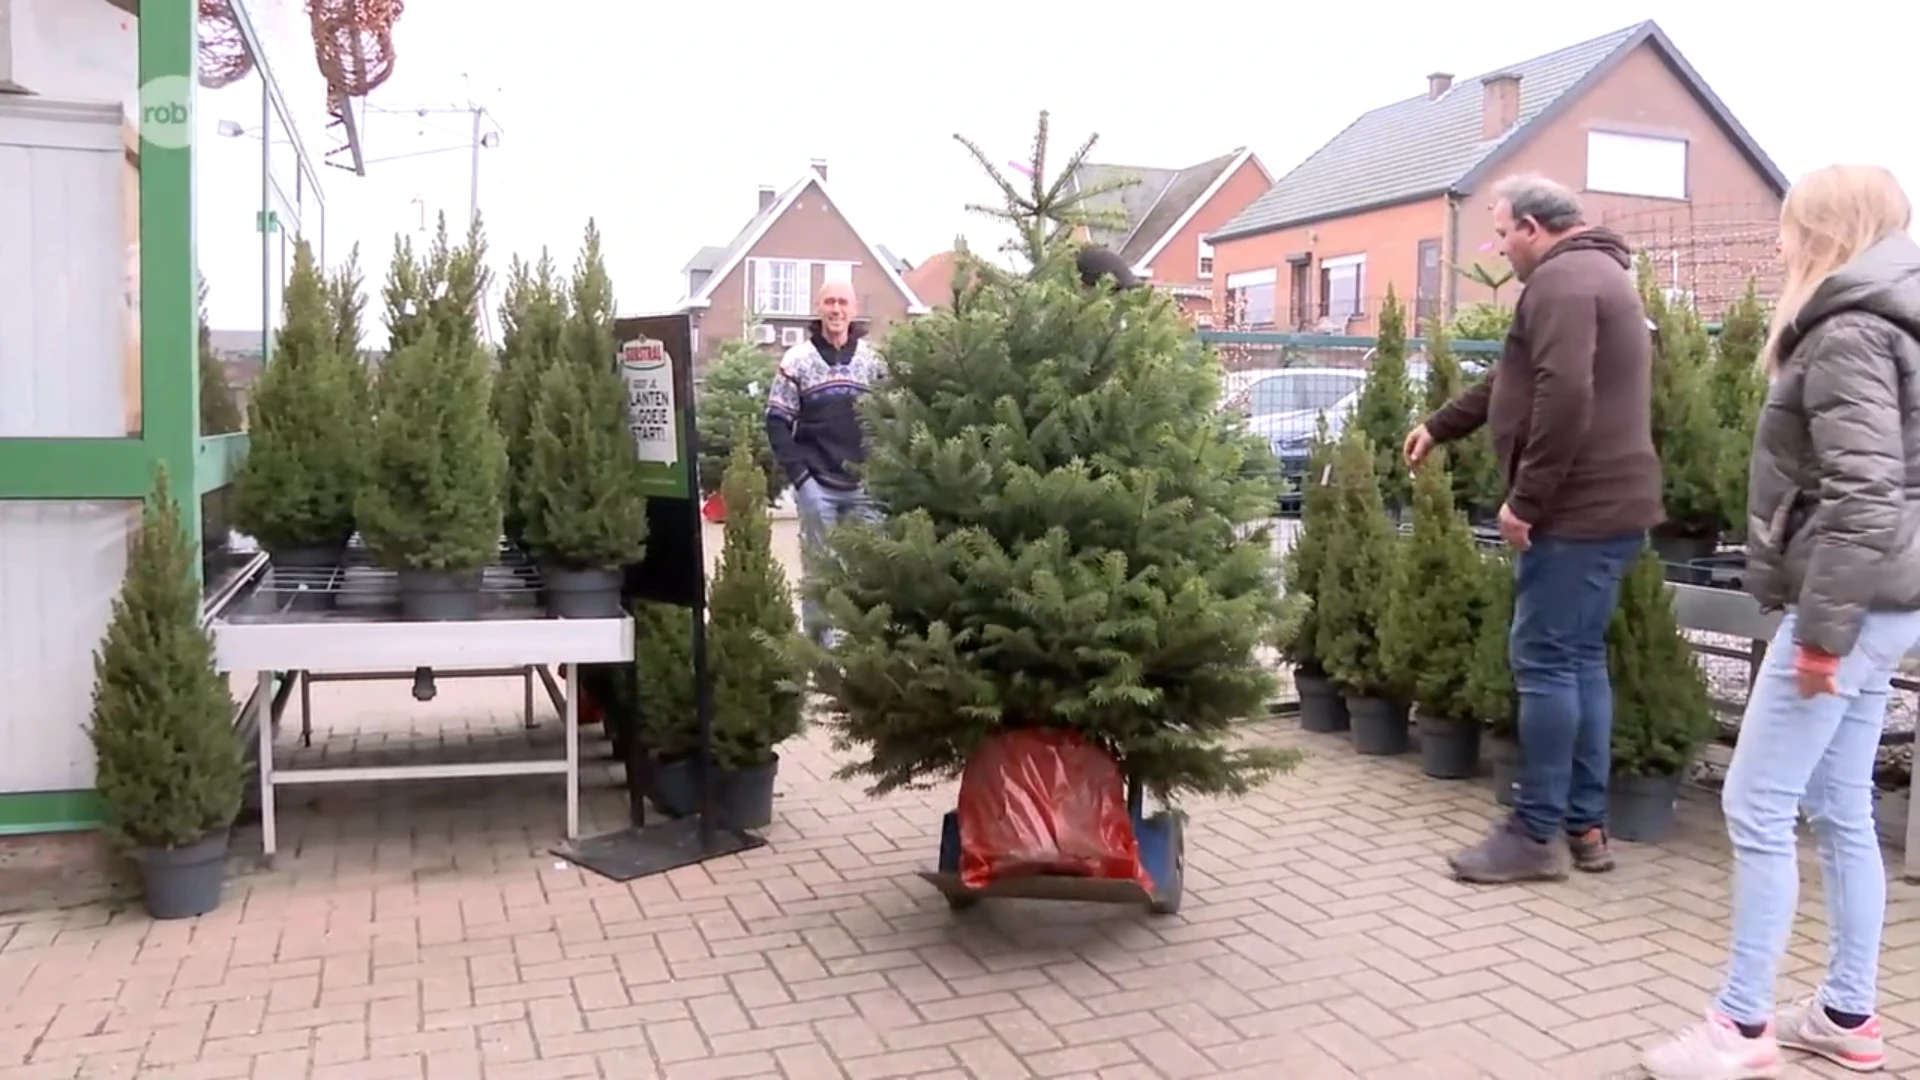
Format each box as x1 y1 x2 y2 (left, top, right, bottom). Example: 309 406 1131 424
1225 367 1368 469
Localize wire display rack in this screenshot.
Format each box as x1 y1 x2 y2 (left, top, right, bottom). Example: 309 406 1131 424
208 537 634 865
221 537 546 622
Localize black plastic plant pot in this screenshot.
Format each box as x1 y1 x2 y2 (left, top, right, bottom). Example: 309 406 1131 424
1610 771 1684 843
1416 711 1482 779
268 544 344 569
135 829 230 920
397 568 483 621
647 754 699 818
1295 669 1350 733
543 566 625 619
716 756 779 831
1346 695 1410 756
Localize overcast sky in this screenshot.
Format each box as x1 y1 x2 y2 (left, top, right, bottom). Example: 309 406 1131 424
196 1 1920 338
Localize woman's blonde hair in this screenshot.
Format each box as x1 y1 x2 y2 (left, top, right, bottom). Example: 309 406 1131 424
1767 164 1913 368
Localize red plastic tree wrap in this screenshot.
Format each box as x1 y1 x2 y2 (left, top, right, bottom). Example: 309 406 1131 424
198 0 254 90
956 729 1151 892
305 0 404 122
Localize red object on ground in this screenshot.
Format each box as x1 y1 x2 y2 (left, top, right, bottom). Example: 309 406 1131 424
701 492 727 523
578 685 603 727
956 729 1150 892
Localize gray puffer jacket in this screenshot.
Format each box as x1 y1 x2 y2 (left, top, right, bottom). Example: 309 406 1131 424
1747 232 1920 657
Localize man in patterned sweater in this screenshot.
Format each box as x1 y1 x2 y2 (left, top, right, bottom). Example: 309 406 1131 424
765 280 886 646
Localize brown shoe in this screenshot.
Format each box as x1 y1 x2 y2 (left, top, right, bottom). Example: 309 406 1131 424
1448 819 1568 884
1567 827 1614 873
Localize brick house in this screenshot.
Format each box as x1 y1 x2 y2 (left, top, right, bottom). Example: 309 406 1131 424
677 160 927 366
1206 20 1789 336
1062 148 1272 322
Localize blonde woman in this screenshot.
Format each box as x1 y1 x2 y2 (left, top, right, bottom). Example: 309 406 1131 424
1642 164 1920 1079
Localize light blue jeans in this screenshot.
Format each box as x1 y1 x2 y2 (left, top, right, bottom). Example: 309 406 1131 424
1717 607 1920 1023
793 477 881 646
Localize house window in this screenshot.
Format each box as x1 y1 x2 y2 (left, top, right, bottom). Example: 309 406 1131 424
1197 238 1215 279
1224 269 1277 328
753 259 809 316
1288 262 1312 329
1318 254 1365 323
1416 239 1443 330
1585 131 1688 200
823 261 854 285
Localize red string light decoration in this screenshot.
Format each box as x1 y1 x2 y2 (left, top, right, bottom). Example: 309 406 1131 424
305 0 404 125
197 0 255 90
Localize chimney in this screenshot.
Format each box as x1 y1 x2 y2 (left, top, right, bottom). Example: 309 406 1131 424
1481 72 1521 139
1427 72 1453 100
757 185 776 212
809 157 828 181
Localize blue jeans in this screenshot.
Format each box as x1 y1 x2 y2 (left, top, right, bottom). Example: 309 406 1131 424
1717 607 1920 1023
793 477 881 646
1510 532 1645 842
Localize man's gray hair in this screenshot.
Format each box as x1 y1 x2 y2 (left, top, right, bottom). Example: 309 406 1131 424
1492 173 1586 232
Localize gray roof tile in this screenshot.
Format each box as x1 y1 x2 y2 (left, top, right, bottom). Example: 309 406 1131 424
1067 152 1243 261
1212 23 1642 241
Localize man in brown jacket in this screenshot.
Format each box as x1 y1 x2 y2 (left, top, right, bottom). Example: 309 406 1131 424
1405 174 1663 884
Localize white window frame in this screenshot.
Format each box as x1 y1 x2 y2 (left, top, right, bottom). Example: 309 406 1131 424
822 261 855 286
751 258 810 317
1225 268 1278 327
1319 254 1365 322
1585 130 1688 201
1197 237 1215 279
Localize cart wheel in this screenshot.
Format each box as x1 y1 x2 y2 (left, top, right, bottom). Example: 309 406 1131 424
946 891 981 911
1148 812 1185 916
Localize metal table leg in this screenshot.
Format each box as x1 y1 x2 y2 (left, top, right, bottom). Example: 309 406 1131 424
564 662 580 840
523 666 536 729
299 669 313 747
256 670 278 864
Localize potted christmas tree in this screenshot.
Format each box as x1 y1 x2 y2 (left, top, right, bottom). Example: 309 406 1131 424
706 429 807 827
1464 552 1518 803
1351 287 1413 510
811 114 1296 804
88 468 244 919
695 337 783 509
356 221 507 620
1419 319 1502 524
518 223 648 617
493 251 570 546
1381 450 1488 778
1607 548 1716 842
1282 418 1347 732
1710 278 1768 546
632 599 699 815
1639 260 1725 576
229 240 364 571
325 243 370 407
1317 427 1410 755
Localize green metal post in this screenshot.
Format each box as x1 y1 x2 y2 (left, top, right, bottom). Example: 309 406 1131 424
143 0 201 551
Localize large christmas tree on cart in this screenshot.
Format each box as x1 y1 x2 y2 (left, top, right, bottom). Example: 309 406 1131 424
809 113 1296 912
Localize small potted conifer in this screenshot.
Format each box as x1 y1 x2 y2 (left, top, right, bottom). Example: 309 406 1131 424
695 337 784 508
89 468 244 919
518 223 648 617
1317 427 1410 755
1608 548 1717 841
1284 418 1347 732
706 427 806 828
1464 552 1518 802
493 252 570 546
632 599 699 815
356 221 507 620
1381 450 1487 778
229 240 363 572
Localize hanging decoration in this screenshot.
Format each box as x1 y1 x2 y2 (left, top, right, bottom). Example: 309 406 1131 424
197 0 254 90
305 0 405 124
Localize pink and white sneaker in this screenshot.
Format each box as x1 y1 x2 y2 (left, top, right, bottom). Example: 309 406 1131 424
1639 1012 1783 1080
1776 996 1885 1072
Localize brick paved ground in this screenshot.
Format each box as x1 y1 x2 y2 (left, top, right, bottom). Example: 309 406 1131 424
7 524 1920 1078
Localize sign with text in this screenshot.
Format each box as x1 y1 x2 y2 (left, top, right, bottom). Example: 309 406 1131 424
621 338 679 466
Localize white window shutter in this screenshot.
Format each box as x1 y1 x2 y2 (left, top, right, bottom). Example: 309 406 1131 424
794 262 812 315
